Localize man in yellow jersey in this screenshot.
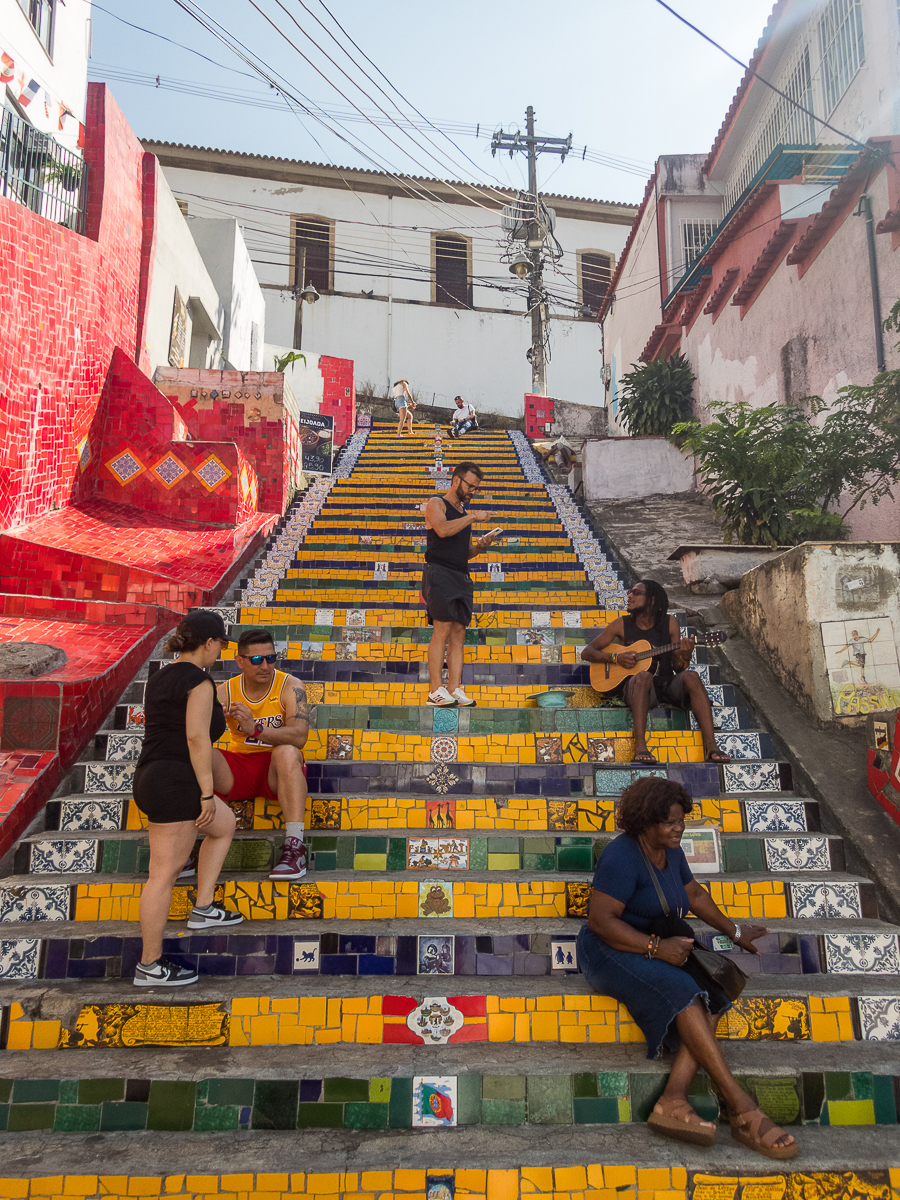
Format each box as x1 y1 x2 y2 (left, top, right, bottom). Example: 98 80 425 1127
211 628 313 879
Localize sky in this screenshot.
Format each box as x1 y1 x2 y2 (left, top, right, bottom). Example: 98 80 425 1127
88 0 776 207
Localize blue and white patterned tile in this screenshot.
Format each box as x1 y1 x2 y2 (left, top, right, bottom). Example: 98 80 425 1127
790 882 862 919
84 763 135 794
858 996 900 1040
765 836 830 872
714 733 761 760
744 800 807 833
0 885 70 922
723 761 781 793
105 733 143 761
824 933 900 975
692 707 739 732
59 798 123 831
29 840 100 875
692 665 711 685
0 939 40 980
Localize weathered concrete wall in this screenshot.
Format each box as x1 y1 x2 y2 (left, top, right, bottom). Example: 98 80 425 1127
551 399 608 439
583 437 695 501
721 542 900 727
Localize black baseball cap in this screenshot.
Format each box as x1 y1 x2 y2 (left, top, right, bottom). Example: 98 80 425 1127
182 610 232 643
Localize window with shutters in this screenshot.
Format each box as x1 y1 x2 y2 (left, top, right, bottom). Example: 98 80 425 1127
433 233 471 307
578 251 614 317
681 220 718 274
291 216 333 293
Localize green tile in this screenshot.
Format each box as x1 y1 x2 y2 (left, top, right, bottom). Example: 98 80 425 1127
148 1081 196 1131
482 1098 525 1125
723 839 765 873
556 846 593 872
527 1075 573 1124
873 1076 897 1125
802 1073 825 1122
194 1105 241 1131
369 1078 391 1103
117 840 140 873
827 1099 875 1125
388 1077 412 1129
12 1079 59 1103
297 1103 344 1129
344 1101 389 1130
468 839 488 870
687 1074 712 1095
313 851 337 872
8 1104 56 1132
628 1074 667 1122
58 1080 78 1105
0 1081 11 1104
206 1078 255 1107
79 1079 125 1105
488 837 520 853
335 839 355 870
488 853 520 871
852 1072 874 1100
323 1077 369 1103
525 837 554 855
354 853 387 870
101 841 119 872
573 1097 619 1124
136 845 151 873
99 1102 148 1131
356 837 387 854
0 1106 6 1131
573 1073 598 1098
482 1075 525 1100
691 1094 720 1123
54 1104 101 1132
825 1071 852 1101
523 853 555 871
456 1073 482 1125
737 1077 800 1126
310 836 337 851
387 839 408 870
252 1081 298 1130
597 1072 628 1097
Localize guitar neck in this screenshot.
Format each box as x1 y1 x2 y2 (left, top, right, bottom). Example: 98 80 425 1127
633 641 681 663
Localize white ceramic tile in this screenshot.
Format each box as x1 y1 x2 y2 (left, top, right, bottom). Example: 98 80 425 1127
790 882 862 919
858 996 900 1040
824 933 900 974
550 940 578 971
29 840 99 874
0 939 40 980
105 733 143 762
723 761 781 793
412 1074 458 1125
0 884 70 922
59 799 123 831
293 939 320 972
84 763 134 794
765 836 830 872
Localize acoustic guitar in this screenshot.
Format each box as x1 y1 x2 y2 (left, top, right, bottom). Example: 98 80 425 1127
589 630 728 693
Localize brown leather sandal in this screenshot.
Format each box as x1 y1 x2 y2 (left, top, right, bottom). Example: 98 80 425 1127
729 1106 798 1159
647 1097 716 1147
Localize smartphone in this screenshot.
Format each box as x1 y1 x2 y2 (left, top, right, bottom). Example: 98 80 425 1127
488 527 505 538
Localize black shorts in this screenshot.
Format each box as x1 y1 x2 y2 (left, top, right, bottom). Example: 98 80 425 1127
133 760 202 824
422 562 474 627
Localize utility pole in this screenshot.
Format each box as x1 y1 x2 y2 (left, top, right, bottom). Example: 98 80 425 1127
492 107 572 395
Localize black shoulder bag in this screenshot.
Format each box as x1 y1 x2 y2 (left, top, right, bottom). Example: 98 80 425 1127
637 842 747 1002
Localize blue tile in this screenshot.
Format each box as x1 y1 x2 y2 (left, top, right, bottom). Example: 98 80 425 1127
799 936 822 974
43 940 68 979
455 936 477 974
320 954 358 975
299 1080 322 1103
66 959 108 979
227 936 267 955
196 955 236 976
274 936 294 975
340 935 376 955
85 937 123 956
358 955 395 975
476 953 514 975
236 956 276 976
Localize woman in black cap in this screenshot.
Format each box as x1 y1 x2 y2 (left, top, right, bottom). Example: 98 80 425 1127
133 610 243 986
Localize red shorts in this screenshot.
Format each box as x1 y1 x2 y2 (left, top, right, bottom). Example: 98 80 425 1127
219 749 306 803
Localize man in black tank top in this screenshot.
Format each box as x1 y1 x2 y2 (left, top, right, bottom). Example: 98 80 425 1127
581 578 731 766
422 461 501 707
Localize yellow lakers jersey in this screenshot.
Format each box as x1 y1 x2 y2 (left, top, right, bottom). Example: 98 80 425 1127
223 670 290 754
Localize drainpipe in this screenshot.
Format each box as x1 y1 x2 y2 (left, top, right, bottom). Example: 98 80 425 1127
856 193 886 372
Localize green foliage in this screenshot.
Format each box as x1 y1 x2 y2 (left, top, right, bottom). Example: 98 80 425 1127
273 350 307 373
616 352 695 437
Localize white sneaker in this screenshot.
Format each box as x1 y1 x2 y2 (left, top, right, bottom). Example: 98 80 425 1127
427 686 457 707
451 686 476 707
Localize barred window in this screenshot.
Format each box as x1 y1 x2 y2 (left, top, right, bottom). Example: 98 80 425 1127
681 220 718 273
818 0 865 116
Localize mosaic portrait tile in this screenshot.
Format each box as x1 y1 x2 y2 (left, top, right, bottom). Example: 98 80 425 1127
535 735 563 765
858 996 900 1040
790 882 862 919
566 882 591 918
59 799 123 831
419 880 453 918
30 839 99 874
716 997 810 1040
765 836 830 872
105 733 143 762
723 762 781 793
310 798 341 829
548 800 578 831
824 934 900 975
715 733 762 760
408 837 468 869
424 766 460 797
408 999 464 1046
550 939 578 972
744 801 807 833
418 935 455 974
226 798 256 830
0 884 70 922
326 734 354 760
431 736 458 763
0 938 40 980
586 736 616 763
125 705 145 729
413 1075 458 1126
517 629 554 645
288 883 325 920
84 763 135 794
293 938 320 972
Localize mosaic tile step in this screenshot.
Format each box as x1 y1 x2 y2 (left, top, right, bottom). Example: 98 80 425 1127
0 926 876 982
47 791 818 836
2 987 887 1049
0 1064 897 1132
237 606 622 628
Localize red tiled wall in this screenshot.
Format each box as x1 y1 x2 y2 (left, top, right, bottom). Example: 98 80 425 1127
868 709 900 829
319 355 355 447
525 394 555 438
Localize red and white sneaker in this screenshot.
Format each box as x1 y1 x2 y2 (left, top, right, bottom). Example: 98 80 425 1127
269 836 308 880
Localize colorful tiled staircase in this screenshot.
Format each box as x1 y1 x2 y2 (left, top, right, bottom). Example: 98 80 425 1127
2 424 899 1199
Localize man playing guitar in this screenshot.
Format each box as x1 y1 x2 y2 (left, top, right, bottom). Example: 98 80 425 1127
581 579 731 766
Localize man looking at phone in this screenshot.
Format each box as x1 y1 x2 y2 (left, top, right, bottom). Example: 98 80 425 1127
422 462 500 707
212 629 314 879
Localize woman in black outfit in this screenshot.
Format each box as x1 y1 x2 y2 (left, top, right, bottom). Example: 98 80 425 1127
133 611 242 986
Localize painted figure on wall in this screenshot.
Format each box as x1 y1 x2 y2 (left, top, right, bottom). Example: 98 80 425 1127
821 618 900 716
834 628 881 685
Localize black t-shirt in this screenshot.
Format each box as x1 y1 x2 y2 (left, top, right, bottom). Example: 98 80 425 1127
425 495 471 573
137 661 227 766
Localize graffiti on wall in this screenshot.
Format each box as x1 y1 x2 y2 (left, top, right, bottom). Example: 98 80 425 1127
821 618 900 716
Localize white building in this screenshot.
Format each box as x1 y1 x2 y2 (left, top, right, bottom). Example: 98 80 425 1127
144 142 637 419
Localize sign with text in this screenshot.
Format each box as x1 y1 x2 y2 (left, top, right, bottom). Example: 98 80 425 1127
298 411 334 475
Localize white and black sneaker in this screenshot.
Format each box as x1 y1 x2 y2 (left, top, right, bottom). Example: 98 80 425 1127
186 903 244 929
177 855 197 879
133 956 198 987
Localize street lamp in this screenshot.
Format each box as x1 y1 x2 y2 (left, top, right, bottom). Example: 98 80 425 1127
509 252 531 279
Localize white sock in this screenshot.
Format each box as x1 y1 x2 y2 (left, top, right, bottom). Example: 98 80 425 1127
286 821 305 841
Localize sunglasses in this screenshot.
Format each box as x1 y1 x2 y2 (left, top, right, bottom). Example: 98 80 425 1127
628 588 646 595
243 653 278 664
